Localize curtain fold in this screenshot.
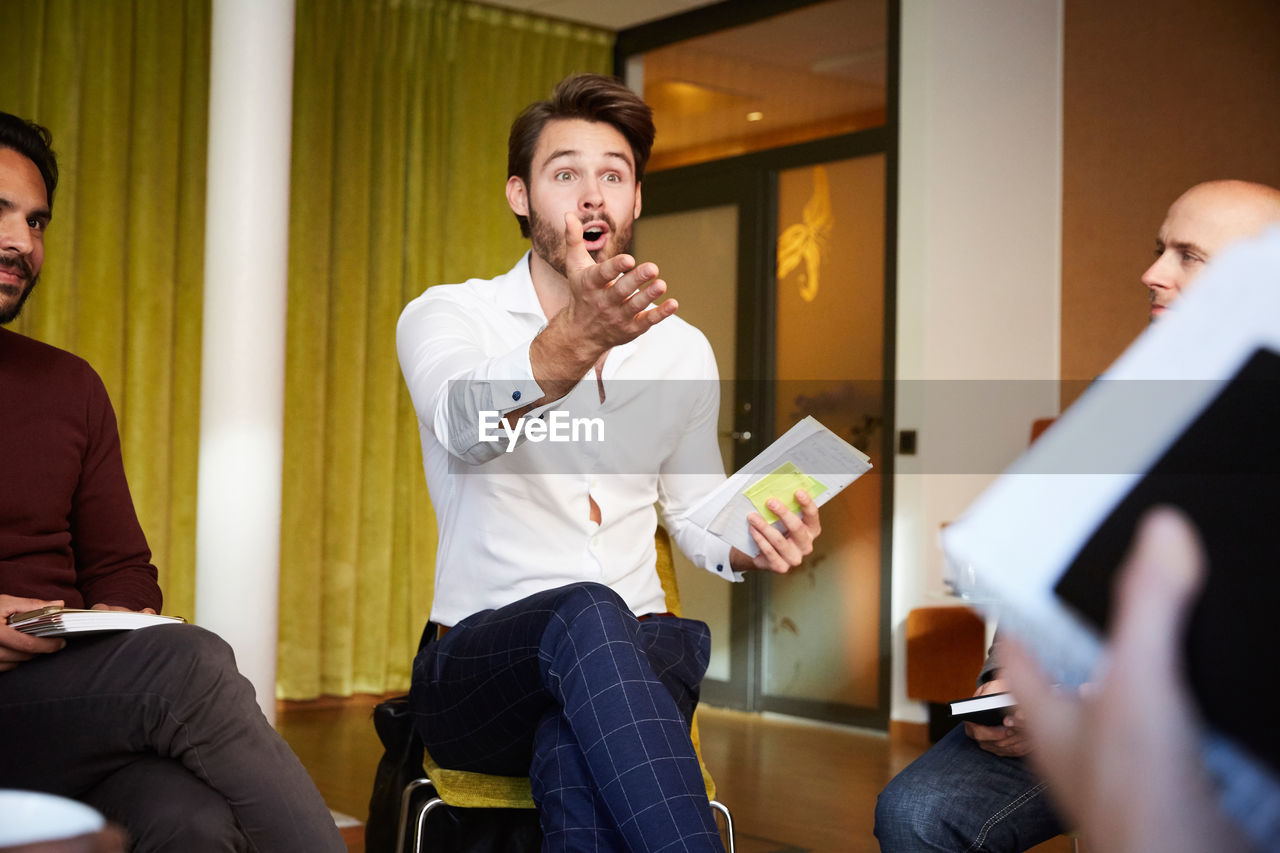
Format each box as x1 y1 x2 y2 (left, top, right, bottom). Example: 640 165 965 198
277 0 613 698
4 0 210 622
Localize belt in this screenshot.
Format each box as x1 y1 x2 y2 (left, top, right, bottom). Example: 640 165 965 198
436 610 675 641
637 611 676 621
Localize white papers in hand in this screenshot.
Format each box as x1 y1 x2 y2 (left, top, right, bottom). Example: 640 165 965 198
687 416 872 556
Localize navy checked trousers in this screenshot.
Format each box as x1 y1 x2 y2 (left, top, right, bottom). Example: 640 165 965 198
410 582 726 853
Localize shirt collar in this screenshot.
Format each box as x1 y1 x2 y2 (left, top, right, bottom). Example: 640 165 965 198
495 252 548 323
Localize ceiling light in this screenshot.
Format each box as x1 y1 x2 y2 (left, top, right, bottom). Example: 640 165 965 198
746 111 764 122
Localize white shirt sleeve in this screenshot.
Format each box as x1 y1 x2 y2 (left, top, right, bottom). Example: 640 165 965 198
655 337 745 583
396 290 557 466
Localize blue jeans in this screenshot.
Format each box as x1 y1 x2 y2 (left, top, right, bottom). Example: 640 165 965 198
874 724 1065 852
412 581 724 853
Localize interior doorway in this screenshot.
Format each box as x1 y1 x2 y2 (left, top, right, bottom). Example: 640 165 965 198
622 0 897 727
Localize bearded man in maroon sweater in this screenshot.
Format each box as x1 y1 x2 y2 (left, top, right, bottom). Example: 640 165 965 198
0 112 344 852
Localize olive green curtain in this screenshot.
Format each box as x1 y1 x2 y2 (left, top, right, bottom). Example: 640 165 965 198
2 0 210 623
277 0 613 698
3 0 612 698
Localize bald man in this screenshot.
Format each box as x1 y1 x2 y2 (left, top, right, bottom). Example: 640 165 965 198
874 179 1280 853
1144 180 1280 321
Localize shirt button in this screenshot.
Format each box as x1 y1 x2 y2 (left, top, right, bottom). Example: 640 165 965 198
591 536 601 548
716 564 724 572
512 390 521 401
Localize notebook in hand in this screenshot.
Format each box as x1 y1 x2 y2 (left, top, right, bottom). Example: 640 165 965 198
6 606 185 637
941 227 1280 776
949 692 1018 727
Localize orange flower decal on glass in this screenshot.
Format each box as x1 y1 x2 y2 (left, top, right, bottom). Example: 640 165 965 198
777 165 833 302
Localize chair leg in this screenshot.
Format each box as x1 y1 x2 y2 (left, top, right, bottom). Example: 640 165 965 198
412 797 447 853
396 779 436 853
709 799 735 853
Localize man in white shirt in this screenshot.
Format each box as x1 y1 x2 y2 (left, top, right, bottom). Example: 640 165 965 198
396 73 823 852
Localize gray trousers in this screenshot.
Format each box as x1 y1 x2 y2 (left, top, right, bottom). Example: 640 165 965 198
0 624 344 853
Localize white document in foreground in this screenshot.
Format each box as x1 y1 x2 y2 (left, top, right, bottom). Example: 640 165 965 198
941 226 1280 691
687 415 872 556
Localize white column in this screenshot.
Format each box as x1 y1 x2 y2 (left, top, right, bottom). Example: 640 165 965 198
195 0 296 724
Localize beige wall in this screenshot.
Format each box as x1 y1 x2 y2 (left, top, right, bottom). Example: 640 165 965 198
892 0 1063 723
1061 0 1280 399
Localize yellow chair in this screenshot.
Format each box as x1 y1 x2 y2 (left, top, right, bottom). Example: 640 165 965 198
397 527 736 852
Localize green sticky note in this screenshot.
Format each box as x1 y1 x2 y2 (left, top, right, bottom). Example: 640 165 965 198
743 462 828 522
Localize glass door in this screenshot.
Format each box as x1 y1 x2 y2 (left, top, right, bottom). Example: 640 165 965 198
760 154 888 721
633 169 769 709
635 139 893 726
623 0 898 727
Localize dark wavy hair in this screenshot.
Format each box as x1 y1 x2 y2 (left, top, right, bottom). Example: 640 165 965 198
0 111 58 210
507 73 655 237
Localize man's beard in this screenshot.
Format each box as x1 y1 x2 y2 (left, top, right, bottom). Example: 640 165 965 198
0 255 38 325
528 207 633 278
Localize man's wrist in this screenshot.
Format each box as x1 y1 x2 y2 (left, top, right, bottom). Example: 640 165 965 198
729 547 755 573
530 318 602 399
545 312 605 363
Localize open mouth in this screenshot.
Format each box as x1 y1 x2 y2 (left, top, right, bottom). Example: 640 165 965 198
583 227 605 243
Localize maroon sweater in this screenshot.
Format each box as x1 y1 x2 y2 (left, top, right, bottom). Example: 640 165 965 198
0 327 162 612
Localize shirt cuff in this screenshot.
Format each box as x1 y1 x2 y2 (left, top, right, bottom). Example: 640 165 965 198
703 535 744 583
484 342 548 416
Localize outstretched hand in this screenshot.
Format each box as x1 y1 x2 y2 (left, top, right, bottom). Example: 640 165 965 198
528 215 680 406
560 212 677 351
730 489 823 574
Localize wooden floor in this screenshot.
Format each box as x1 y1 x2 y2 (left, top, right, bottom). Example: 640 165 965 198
277 697 1075 853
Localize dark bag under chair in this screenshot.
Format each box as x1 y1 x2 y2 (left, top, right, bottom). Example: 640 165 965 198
365 694 542 853
365 694 423 853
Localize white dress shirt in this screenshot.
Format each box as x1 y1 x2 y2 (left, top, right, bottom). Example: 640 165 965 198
397 252 741 626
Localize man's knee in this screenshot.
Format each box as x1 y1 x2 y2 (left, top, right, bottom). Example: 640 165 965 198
537 583 645 678
549 582 632 630
83 756 248 853
122 624 237 671
874 771 954 850
115 625 253 711
554 581 629 609
126 794 247 853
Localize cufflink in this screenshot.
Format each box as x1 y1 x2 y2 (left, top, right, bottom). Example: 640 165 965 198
512 390 521 401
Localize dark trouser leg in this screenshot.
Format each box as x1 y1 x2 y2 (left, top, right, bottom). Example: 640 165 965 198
412 582 724 853
0 625 344 853
81 756 249 852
